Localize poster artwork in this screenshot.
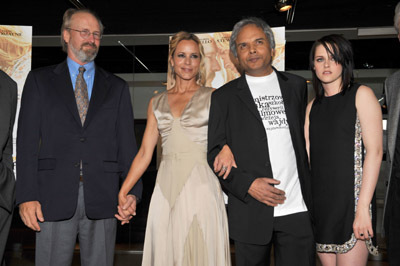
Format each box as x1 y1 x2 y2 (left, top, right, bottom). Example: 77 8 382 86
0 25 32 165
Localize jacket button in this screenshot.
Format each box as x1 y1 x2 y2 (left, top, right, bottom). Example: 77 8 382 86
80 137 86 142
74 163 80 168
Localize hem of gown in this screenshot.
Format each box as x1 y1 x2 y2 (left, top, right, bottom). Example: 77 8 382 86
316 233 379 255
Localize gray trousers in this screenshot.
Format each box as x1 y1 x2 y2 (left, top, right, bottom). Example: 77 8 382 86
35 182 117 266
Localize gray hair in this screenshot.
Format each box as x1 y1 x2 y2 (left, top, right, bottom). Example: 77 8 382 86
229 17 275 58
60 8 104 52
395 2 400 34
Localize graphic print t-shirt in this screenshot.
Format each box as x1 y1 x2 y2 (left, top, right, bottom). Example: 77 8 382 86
246 72 307 217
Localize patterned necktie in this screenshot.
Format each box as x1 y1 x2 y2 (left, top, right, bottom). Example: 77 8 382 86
75 66 89 125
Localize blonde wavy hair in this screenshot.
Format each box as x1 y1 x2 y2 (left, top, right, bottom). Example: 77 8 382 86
0 26 31 71
167 31 206 90
213 32 240 80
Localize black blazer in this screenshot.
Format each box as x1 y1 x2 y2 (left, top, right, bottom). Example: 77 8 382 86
0 70 17 214
207 70 312 245
16 61 142 221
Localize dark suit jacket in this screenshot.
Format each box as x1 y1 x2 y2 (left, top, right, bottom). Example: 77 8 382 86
382 69 400 232
207 71 312 245
0 70 17 214
16 61 142 221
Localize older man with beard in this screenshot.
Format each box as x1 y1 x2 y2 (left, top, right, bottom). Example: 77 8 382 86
16 8 142 266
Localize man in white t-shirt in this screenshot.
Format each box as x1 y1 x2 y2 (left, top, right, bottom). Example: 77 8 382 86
208 17 315 266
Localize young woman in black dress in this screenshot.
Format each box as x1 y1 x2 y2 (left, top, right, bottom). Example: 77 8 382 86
304 34 382 266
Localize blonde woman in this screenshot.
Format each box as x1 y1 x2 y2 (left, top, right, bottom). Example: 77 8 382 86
116 31 233 266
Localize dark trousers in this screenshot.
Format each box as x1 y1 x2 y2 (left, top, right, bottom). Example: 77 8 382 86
235 211 315 266
0 208 13 266
385 176 400 266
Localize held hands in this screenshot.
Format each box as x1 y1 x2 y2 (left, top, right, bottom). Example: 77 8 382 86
19 201 44 231
214 145 237 179
353 206 374 240
115 194 137 225
248 178 286 207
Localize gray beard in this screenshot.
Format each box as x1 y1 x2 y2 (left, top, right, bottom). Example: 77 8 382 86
70 43 98 63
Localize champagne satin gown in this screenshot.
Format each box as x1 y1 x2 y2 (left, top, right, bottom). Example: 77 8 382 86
141 87 231 266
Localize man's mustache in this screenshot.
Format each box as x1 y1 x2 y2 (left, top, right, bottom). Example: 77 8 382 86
82 43 97 49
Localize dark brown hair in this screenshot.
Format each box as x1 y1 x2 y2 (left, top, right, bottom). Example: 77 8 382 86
309 34 354 101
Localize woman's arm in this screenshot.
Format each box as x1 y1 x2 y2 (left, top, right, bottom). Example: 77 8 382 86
213 145 237 179
353 85 383 240
115 98 160 224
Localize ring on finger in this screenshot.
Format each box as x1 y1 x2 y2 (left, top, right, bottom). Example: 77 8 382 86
360 233 364 237
222 166 228 171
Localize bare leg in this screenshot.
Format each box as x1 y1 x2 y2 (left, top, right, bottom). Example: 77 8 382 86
318 252 336 266
336 240 368 266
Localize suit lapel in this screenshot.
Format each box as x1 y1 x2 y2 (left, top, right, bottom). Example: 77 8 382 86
52 61 82 127
387 72 400 161
236 75 263 124
276 70 297 130
83 66 110 129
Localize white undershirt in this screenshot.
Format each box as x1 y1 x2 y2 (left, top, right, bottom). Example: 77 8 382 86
246 72 307 217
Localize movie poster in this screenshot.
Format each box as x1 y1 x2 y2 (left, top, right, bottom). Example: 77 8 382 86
0 25 32 164
166 27 285 89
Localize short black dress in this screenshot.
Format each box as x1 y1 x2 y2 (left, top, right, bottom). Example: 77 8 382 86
309 83 378 255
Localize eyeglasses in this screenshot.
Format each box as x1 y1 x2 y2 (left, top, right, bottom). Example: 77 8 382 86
67 28 102 40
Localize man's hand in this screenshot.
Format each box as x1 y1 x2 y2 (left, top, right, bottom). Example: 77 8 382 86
115 194 137 225
248 178 286 206
19 201 44 231
122 194 137 216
